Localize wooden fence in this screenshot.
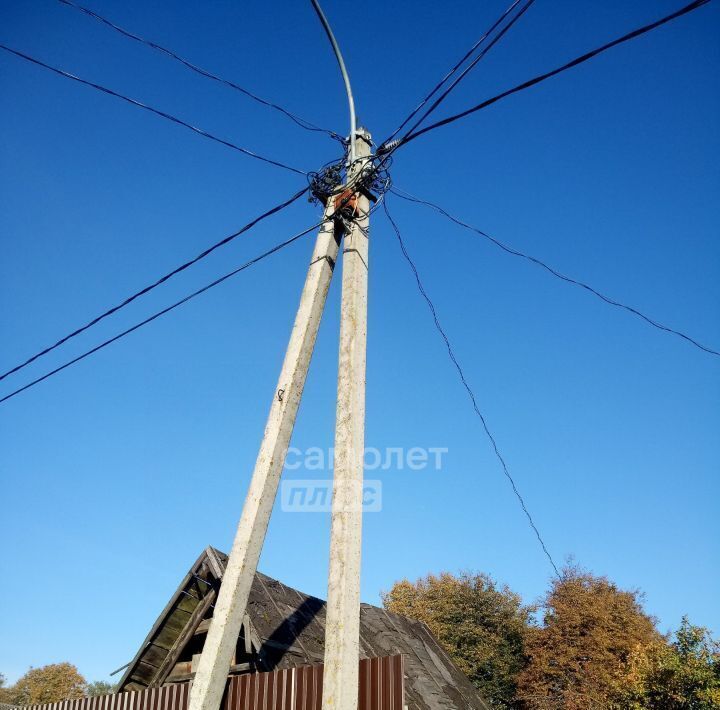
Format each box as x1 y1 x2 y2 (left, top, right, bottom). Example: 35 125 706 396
25 656 405 710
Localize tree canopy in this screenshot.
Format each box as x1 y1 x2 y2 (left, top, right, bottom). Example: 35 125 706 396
384 566 720 709
383 571 531 707
4 663 86 706
85 681 116 698
516 565 660 708
0 665 116 706
617 616 720 709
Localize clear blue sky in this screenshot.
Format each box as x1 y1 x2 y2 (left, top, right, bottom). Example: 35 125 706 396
1 0 718 686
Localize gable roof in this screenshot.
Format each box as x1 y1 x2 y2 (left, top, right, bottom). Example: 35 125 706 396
118 547 490 709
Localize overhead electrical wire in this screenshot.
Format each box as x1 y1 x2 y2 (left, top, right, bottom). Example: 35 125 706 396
383 197 560 577
0 187 310 383
371 0 533 185
339 0 532 201
383 0 526 146
0 220 325 405
399 0 711 148
56 0 344 144
391 187 719 357
390 0 535 147
0 44 308 176
0 184 380 404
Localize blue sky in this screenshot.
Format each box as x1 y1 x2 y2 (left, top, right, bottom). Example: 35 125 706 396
1 0 718 685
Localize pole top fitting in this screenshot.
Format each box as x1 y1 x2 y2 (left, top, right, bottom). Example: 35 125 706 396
355 126 372 142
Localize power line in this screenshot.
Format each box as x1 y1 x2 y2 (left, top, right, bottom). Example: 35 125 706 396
373 0 532 183
383 197 560 577
399 0 711 148
0 221 324 405
392 0 535 147
382 0 526 146
0 44 308 176
391 187 720 358
56 0 344 144
0 187 309 383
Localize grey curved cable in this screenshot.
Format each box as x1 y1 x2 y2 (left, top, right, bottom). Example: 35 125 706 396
310 0 357 162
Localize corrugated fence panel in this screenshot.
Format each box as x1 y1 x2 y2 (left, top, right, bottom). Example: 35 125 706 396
24 655 403 710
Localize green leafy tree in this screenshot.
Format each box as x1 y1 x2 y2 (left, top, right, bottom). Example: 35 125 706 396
9 664 86 705
85 681 115 698
383 571 531 708
617 616 720 709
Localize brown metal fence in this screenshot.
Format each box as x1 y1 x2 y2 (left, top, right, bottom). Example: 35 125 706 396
25 656 404 710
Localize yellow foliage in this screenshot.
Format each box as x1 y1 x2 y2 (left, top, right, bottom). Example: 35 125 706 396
7 663 86 706
516 566 660 709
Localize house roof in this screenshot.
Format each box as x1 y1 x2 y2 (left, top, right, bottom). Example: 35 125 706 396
118 547 490 710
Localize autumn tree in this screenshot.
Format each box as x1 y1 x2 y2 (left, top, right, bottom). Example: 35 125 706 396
516 565 660 709
383 571 531 707
0 674 12 705
8 663 86 705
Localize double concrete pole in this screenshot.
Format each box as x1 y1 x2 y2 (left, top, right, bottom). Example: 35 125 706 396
188 130 371 710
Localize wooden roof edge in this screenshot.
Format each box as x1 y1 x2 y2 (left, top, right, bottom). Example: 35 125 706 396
205 547 226 578
117 547 218 691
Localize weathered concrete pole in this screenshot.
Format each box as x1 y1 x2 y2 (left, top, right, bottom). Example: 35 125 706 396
322 128 372 710
188 199 341 710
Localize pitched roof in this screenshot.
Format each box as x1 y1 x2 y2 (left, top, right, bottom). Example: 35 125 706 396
118 547 490 709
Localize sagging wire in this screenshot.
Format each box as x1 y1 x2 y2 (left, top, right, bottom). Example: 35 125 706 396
56 0 345 144
0 146 392 405
383 195 561 577
0 187 311 383
0 219 326 405
391 186 720 358
0 44 308 176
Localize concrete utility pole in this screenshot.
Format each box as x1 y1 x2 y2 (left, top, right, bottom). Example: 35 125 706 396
188 199 341 710
322 129 372 710
189 4 369 709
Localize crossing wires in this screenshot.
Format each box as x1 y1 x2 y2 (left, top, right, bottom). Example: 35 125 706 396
0 44 308 176
56 0 344 144
387 0 535 148
397 0 711 148
383 0 531 147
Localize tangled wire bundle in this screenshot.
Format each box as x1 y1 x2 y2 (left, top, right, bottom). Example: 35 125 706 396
307 150 393 207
